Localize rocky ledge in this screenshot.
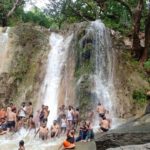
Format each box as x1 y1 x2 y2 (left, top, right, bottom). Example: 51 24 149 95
95 114 150 150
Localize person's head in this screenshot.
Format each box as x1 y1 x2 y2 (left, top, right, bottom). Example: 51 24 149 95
19 140 24 147
7 107 11 112
22 102 25 107
1 118 5 123
70 129 75 135
45 106 48 110
76 108 79 111
63 114 66 119
12 107 16 113
42 123 46 128
98 102 101 106
68 106 71 110
42 104 45 108
62 105 65 109
10 103 13 107
53 120 57 125
29 102 32 106
86 120 90 126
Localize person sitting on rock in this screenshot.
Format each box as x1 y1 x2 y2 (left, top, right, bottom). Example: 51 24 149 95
85 121 94 142
35 122 49 140
76 121 88 142
99 116 111 132
58 129 75 150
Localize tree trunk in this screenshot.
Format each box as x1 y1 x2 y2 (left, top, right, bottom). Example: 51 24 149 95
140 10 150 62
132 0 144 60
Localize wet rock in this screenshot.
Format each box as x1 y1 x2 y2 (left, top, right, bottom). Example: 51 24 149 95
95 115 150 150
108 143 150 150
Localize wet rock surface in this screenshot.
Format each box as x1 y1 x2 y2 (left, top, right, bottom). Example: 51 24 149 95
95 115 150 150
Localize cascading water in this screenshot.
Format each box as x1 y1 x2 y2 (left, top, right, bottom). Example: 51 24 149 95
91 20 115 113
0 28 9 74
92 20 116 127
41 32 73 127
80 20 116 127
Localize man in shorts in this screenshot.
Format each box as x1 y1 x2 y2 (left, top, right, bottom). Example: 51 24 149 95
96 103 106 119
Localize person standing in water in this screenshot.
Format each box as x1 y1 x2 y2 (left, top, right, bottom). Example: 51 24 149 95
7 107 16 132
18 140 25 150
96 103 106 119
35 122 49 140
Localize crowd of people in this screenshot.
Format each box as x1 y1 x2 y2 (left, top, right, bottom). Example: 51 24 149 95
0 101 111 149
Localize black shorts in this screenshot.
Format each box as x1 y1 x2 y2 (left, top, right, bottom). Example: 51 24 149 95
99 113 105 118
51 132 56 138
7 121 15 128
101 127 108 132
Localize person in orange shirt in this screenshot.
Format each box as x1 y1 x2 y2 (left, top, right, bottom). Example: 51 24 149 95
0 108 7 119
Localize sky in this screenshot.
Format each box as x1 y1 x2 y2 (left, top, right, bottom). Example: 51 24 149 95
24 0 50 11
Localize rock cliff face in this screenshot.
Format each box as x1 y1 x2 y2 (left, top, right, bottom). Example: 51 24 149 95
112 33 149 118
0 24 49 106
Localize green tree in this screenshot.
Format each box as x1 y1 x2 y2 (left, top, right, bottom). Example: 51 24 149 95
0 0 25 26
22 7 52 28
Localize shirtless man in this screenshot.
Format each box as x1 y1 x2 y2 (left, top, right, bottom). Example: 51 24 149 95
73 108 79 129
96 103 106 119
51 121 60 138
7 107 16 131
35 123 49 140
99 117 111 132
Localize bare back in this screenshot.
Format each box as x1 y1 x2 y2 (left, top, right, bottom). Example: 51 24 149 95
97 105 106 114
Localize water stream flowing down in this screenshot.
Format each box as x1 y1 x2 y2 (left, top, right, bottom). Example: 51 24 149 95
41 33 73 127
87 20 116 127
0 28 9 74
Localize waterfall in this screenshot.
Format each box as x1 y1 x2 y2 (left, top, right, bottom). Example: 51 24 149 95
92 20 114 111
0 28 9 74
79 20 115 126
41 33 73 127
91 20 116 125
